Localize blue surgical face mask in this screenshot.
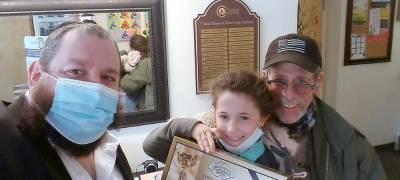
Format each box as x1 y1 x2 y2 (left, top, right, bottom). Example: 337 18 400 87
43 73 119 144
219 128 263 155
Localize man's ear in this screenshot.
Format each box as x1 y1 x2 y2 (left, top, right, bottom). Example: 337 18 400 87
314 72 325 96
28 61 43 88
260 69 268 78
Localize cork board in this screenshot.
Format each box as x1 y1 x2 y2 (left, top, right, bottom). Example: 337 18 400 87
344 0 395 65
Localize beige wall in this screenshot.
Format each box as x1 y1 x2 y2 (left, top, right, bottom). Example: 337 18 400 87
0 16 32 102
324 0 400 145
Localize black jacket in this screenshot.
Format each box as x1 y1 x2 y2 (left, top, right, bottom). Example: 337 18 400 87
0 96 133 180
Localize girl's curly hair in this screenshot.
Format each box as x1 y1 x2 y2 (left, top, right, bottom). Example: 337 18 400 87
210 71 274 117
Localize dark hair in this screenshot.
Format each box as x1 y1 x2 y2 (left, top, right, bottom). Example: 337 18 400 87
129 34 149 58
210 71 274 117
82 19 97 24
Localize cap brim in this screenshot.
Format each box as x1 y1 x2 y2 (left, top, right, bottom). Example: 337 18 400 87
263 52 319 73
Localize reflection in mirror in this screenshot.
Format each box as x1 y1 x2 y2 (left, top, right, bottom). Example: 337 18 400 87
29 11 155 113
120 33 155 113
0 0 169 127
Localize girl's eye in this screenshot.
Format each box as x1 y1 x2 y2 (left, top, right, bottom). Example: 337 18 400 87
240 116 249 121
219 114 229 120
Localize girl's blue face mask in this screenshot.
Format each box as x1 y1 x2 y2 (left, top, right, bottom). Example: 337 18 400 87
43 73 119 144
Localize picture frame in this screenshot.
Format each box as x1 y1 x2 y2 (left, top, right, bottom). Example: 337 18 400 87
344 0 395 65
162 137 289 180
398 0 400 21
0 0 169 127
32 14 78 36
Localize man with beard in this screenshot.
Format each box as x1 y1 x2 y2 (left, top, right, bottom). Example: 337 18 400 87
261 34 386 179
0 23 133 179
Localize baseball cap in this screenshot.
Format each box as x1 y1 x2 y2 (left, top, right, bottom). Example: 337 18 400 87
263 34 322 73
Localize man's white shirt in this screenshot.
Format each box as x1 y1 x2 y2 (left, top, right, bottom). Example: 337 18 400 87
54 131 124 180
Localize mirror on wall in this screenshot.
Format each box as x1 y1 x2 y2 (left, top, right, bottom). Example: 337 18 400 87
0 0 169 127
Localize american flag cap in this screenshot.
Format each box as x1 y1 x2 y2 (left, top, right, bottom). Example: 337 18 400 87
263 34 322 73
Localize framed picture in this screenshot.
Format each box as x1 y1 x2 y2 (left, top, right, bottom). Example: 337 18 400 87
32 14 79 36
344 0 395 65
107 11 150 42
162 137 289 180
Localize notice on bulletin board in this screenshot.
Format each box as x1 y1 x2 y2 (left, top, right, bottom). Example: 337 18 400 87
194 0 260 94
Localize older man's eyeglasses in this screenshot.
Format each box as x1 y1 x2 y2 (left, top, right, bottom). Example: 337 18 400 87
266 79 316 94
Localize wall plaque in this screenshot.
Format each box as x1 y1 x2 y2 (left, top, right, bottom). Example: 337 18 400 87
161 137 289 180
194 0 260 93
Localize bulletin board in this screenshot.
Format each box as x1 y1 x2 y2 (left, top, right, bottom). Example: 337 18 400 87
344 0 395 65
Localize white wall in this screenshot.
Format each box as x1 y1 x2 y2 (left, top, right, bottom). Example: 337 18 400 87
111 123 165 172
324 0 400 145
116 0 298 170
167 0 298 117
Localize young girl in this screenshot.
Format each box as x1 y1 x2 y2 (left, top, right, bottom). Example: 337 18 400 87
143 71 279 170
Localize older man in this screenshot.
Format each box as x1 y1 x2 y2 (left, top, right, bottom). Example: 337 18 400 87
0 24 133 179
261 33 386 179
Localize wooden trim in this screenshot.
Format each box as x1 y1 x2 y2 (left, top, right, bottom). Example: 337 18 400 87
374 143 394 151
